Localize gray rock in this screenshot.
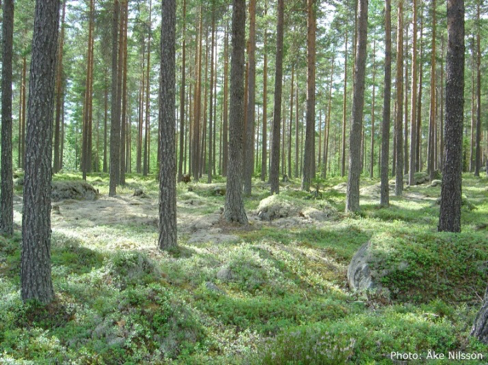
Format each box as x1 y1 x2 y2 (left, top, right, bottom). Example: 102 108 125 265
348 241 380 291
217 266 233 281
348 241 408 293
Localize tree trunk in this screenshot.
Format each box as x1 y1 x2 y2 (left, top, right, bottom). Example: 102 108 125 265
243 0 256 195
224 0 248 224
395 0 404 196
109 0 120 196
21 0 60 304
428 0 437 181
416 14 423 172
178 0 186 182
269 0 284 195
143 0 152 176
261 0 268 181
159 0 177 250
341 33 348 178
323 60 334 179
438 0 464 232
120 0 128 184
302 0 316 192
222 25 229 177
1 0 14 235
404 23 409 174
474 0 481 176
409 0 418 186
370 40 376 179
192 9 203 181
346 0 368 213
53 1 66 174
208 6 216 183
380 0 392 207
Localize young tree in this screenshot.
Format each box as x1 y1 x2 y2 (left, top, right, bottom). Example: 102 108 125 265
1 0 14 236
346 0 368 212
380 0 392 207
159 0 177 250
224 0 248 224
21 0 60 304
438 0 464 232
269 0 284 195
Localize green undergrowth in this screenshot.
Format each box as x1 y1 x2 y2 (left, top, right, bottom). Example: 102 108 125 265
1 173 488 363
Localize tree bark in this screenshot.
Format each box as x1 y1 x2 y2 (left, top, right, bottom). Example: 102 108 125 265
438 0 464 232
159 0 177 250
269 0 284 195
380 0 392 207
346 0 368 213
21 0 60 304
224 0 248 224
1 0 14 235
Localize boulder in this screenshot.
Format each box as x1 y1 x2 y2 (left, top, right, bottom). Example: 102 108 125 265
300 206 337 222
257 195 300 221
51 181 99 202
347 241 380 291
348 241 408 293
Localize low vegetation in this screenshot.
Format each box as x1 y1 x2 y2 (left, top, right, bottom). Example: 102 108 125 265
1 173 488 363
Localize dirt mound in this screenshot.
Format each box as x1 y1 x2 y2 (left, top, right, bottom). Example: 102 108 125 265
52 181 99 202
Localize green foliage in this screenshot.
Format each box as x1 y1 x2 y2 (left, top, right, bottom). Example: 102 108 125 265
256 324 355 364
2 173 488 363
372 230 488 303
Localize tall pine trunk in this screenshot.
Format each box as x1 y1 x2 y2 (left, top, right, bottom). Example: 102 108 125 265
302 0 316 191
21 0 60 304
438 0 464 232
380 0 392 207
159 0 177 249
269 0 284 194
1 0 14 235
224 0 248 224
346 0 368 213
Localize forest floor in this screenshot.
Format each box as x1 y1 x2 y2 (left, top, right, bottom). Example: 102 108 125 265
1 172 488 364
